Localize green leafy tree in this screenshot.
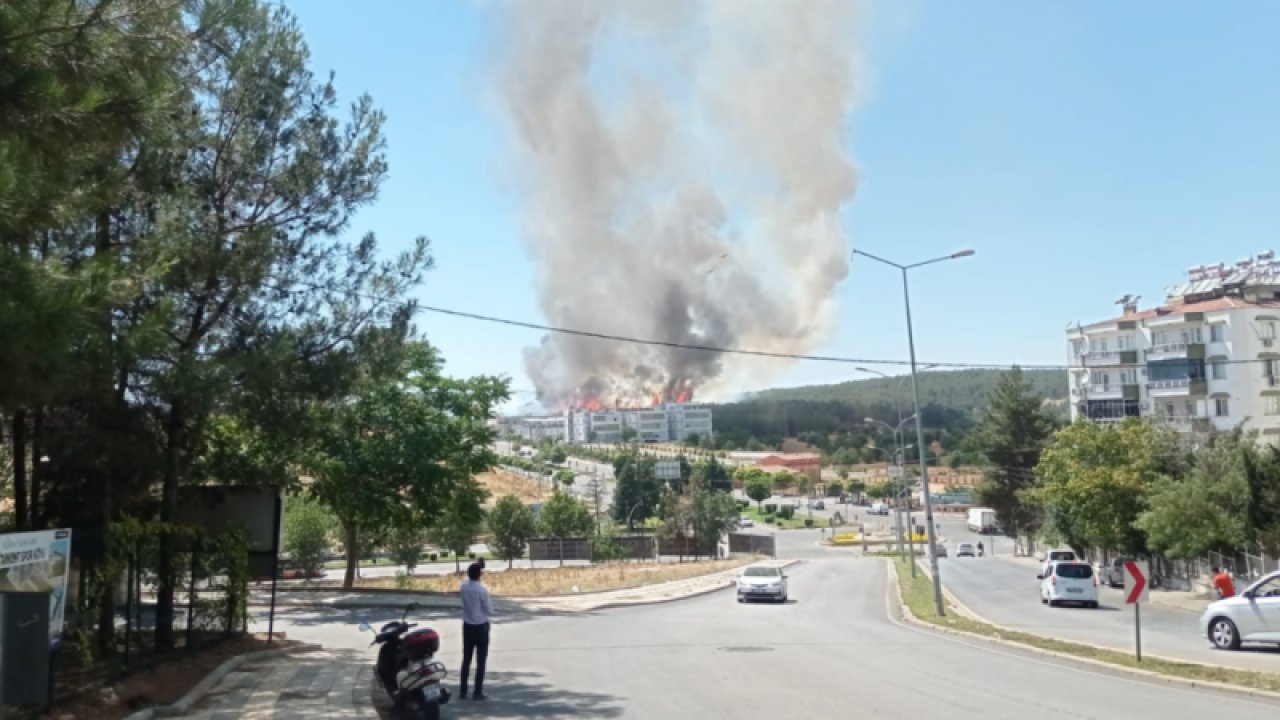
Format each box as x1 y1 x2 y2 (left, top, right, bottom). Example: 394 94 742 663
1138 432 1249 558
428 481 490 573
307 342 508 588
488 495 537 568
1035 419 1168 555
387 523 429 574
695 457 732 493
689 485 737 558
971 367 1056 550
539 491 593 565
867 482 894 500
1243 445 1280 556
612 454 660 528
771 470 795 493
283 496 333 577
554 469 576 489
744 473 772 508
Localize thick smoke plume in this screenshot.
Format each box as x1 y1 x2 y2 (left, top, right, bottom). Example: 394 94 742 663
496 0 861 409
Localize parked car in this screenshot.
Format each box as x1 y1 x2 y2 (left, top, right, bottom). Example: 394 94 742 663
809 500 825 510
932 542 948 558
738 516 755 528
737 565 788 603
956 543 976 558
1038 561 1098 608
1099 557 1132 588
1200 570 1280 650
869 502 889 516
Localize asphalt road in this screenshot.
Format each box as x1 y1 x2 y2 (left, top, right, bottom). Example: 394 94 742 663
261 529 1280 718
931 516 1280 672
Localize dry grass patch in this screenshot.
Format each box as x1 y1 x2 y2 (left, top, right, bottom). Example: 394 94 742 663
475 469 554 505
353 557 757 596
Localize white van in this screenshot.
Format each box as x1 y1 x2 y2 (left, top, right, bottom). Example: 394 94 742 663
869 502 889 516
967 507 997 534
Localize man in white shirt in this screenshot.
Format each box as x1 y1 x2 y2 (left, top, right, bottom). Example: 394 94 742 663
459 562 493 700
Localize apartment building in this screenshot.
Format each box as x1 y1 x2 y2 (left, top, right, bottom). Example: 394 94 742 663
1067 252 1280 440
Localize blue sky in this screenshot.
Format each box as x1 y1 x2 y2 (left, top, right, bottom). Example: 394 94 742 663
287 1 1280 408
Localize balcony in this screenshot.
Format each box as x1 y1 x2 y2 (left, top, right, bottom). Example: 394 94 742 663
1154 415 1213 432
1151 342 1188 355
1088 384 1125 399
1146 341 1206 361
1083 351 1120 367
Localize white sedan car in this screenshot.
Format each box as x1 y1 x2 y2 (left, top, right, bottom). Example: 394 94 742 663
1200 570 1280 650
737 565 788 603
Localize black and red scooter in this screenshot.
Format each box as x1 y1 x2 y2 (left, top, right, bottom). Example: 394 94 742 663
358 602 450 719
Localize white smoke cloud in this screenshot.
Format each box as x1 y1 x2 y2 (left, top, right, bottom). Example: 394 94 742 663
495 0 862 408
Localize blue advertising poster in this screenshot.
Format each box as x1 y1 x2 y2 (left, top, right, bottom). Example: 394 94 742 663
0 528 73 647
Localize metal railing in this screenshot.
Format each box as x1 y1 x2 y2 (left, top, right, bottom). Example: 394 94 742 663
1149 342 1189 354
1148 378 1191 390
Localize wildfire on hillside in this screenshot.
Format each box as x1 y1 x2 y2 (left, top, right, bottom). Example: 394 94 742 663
558 380 695 411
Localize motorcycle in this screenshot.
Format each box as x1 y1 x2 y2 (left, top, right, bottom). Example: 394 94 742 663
358 602 450 719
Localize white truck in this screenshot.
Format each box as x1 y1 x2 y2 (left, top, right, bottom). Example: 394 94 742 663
967 507 997 534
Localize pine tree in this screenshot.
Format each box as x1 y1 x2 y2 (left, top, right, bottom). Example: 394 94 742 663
971 367 1056 552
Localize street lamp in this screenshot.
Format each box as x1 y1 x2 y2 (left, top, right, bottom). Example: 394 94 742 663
864 416 919 569
852 247 975 617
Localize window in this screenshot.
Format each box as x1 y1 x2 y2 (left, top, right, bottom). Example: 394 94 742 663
1071 340 1084 358
1117 334 1134 351
1099 337 1109 352
1211 362 1227 380
1096 373 1110 389
1184 327 1203 344
1054 564 1093 579
1215 397 1230 417
1210 324 1225 343
1266 397 1280 416
1119 369 1137 385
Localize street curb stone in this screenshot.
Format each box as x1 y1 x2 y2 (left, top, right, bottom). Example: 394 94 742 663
885 559 1280 704
120 643 322 720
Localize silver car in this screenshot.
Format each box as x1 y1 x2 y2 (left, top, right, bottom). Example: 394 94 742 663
737 565 788 603
1200 570 1280 650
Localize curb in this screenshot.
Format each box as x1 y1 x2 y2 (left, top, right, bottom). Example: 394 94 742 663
884 560 1280 703
121 643 323 720
577 560 801 611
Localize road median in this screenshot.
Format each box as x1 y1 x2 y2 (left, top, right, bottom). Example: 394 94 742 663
251 557 795 612
887 557 1280 699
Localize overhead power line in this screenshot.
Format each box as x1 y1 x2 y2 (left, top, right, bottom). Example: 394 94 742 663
319 284 1280 373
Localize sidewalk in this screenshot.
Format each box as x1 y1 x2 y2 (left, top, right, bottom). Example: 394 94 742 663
178 648 375 719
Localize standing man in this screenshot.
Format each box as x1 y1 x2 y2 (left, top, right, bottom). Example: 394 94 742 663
459 563 493 701
1212 566 1236 599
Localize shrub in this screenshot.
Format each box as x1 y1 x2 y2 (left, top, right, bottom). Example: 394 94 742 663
394 572 412 590
736 500 750 511
428 552 438 562
827 482 844 497
763 503 777 514
804 518 814 528
779 506 795 520
469 552 477 560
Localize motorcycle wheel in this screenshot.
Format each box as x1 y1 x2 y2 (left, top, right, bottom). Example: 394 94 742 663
421 700 441 720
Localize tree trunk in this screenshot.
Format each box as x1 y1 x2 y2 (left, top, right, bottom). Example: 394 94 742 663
12 410 27 529
558 538 564 567
455 554 460 573
30 408 44 528
508 555 513 570
343 515 358 589
95 480 116 657
154 399 184 650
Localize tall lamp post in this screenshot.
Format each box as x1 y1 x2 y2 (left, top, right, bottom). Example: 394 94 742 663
852 247 975 617
865 417 917 573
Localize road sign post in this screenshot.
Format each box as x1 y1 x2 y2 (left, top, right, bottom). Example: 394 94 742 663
1123 559 1149 662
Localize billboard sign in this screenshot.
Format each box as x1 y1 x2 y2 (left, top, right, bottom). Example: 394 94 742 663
930 491 972 506
654 460 682 481
0 528 72 647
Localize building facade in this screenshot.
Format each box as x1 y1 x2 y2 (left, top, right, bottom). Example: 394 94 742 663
562 403 713 444
1067 253 1280 440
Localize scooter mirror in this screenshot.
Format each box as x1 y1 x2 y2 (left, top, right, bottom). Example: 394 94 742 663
358 622 372 632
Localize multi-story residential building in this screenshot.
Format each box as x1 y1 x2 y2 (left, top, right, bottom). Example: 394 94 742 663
1067 252 1280 439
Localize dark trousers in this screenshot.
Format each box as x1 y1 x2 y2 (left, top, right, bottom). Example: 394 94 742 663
460 621 490 693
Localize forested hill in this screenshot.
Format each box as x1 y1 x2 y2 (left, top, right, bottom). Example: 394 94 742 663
744 368 1068 412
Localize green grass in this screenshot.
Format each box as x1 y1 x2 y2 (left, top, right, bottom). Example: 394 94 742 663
891 558 1280 693
740 505 830 529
